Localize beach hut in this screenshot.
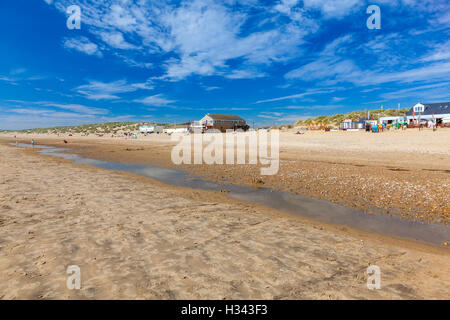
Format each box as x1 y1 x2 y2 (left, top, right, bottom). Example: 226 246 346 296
339 119 363 130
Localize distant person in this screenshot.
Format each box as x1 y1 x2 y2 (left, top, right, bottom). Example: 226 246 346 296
31 139 35 147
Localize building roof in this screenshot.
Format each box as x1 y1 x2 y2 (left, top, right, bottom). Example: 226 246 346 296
205 114 245 121
406 102 450 116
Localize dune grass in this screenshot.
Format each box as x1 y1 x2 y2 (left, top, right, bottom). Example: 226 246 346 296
295 108 410 128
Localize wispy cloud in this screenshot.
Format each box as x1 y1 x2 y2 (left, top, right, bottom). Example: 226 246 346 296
0 71 46 84
63 37 102 57
302 0 362 19
4 100 109 115
42 103 109 115
255 89 336 104
284 105 344 110
10 68 27 75
420 40 450 62
98 31 137 50
380 82 450 100
204 86 220 91
224 69 266 79
0 98 119 129
0 111 137 130
0 76 17 84
75 79 152 100
284 32 450 90
50 0 317 80
134 94 175 106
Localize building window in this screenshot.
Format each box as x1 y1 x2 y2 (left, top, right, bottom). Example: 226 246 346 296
414 105 424 113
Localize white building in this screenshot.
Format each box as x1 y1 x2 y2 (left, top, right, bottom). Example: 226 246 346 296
405 102 450 125
380 102 450 126
163 127 190 134
193 113 248 132
379 116 407 124
139 125 164 134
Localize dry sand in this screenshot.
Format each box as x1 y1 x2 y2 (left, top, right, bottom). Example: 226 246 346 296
0 139 449 299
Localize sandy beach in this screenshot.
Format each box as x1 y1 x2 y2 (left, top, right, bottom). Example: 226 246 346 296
0 132 449 299
3 129 449 224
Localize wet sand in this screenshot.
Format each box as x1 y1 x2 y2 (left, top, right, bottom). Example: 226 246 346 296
9 142 450 246
0 141 449 299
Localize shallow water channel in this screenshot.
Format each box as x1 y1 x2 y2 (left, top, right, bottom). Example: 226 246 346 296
12 143 449 246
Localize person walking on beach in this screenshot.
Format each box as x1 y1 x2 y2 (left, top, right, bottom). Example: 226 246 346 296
31 139 35 147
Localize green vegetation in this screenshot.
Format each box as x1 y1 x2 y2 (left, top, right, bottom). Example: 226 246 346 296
295 108 410 128
10 121 185 134
15 122 140 134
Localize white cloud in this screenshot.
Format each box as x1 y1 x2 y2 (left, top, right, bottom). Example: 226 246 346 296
98 31 137 50
420 40 450 62
0 111 137 130
3 100 109 115
103 4 137 32
0 76 16 83
63 37 102 57
255 88 336 104
75 79 152 100
284 33 450 89
302 0 362 18
284 105 344 110
114 53 153 69
0 72 46 85
285 35 359 82
286 59 359 82
51 0 315 80
225 69 266 79
257 111 315 124
380 82 450 100
204 86 220 91
42 103 109 115
134 94 175 106
10 68 27 75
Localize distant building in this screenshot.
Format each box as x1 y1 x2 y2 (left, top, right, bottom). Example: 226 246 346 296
378 116 407 125
193 114 249 132
139 125 164 134
405 102 450 125
163 127 189 134
379 102 450 126
339 119 366 130
163 124 190 134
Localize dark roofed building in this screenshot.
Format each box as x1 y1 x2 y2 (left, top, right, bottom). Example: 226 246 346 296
193 113 249 132
406 102 450 116
405 102 450 125
205 114 246 121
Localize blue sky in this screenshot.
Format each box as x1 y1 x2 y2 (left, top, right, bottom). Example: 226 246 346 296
0 0 449 129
